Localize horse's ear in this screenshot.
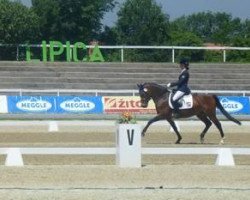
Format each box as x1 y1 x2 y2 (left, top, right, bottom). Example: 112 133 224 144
137 84 141 89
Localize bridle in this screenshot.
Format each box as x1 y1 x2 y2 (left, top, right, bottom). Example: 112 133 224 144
138 85 151 107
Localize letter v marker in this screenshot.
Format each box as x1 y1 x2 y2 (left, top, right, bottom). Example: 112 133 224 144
127 129 134 145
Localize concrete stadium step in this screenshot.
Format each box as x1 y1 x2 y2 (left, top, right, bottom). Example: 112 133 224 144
2 61 250 68
190 84 250 90
1 71 250 81
1 62 249 71
0 71 58 77
0 75 249 84
0 61 249 91
1 62 250 73
0 82 249 91
1 61 249 68
0 64 249 72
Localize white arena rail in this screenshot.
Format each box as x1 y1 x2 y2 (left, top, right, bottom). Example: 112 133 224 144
1 147 250 167
0 89 250 96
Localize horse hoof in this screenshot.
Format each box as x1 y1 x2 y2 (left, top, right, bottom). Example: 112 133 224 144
200 137 204 144
175 139 181 144
219 137 225 145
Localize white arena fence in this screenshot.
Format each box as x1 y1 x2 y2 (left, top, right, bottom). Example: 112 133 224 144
1 44 250 62
0 91 249 168
0 89 250 97
1 147 250 167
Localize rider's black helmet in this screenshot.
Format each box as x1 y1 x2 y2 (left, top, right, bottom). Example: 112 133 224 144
179 58 189 69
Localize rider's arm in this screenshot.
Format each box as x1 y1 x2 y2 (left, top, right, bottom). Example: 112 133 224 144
169 73 188 87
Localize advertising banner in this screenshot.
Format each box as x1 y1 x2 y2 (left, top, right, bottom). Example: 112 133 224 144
7 96 56 113
6 95 250 115
218 96 250 115
7 96 103 114
0 95 8 113
57 96 103 114
103 96 156 114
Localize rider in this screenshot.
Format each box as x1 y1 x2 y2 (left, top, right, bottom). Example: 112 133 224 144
167 58 191 117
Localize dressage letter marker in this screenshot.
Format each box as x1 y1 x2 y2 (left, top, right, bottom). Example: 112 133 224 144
116 124 141 168
127 129 134 145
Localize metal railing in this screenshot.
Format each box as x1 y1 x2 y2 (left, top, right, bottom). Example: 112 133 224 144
0 89 249 97
98 45 250 63
1 44 250 62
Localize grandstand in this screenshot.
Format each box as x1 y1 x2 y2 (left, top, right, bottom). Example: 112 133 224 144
0 61 249 92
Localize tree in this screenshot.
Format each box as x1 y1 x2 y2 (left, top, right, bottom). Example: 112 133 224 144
227 36 250 62
0 0 40 60
170 31 204 62
115 0 171 61
240 19 250 39
31 0 60 41
32 0 116 43
0 0 40 43
171 12 243 45
116 0 170 45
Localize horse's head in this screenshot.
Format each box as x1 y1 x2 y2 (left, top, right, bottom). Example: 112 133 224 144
137 83 169 108
137 83 152 108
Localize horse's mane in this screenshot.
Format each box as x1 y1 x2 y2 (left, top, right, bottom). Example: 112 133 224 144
143 82 168 92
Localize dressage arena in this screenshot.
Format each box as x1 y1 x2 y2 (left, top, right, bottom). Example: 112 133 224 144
0 119 249 200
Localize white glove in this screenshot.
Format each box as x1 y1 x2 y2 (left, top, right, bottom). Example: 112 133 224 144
167 83 171 88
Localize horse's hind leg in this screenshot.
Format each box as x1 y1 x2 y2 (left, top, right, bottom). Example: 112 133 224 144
196 113 212 143
167 119 182 144
208 114 225 144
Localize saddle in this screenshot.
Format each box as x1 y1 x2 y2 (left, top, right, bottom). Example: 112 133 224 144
169 92 193 110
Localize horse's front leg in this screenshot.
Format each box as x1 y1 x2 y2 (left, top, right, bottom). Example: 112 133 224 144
167 118 182 144
142 115 163 137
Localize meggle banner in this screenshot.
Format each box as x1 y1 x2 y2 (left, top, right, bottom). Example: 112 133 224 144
7 96 103 114
57 96 103 114
103 96 156 114
8 96 56 113
218 96 250 115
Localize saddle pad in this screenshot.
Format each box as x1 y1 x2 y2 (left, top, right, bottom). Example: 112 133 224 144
169 94 193 110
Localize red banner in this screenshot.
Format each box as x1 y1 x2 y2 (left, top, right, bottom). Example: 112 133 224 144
103 96 156 114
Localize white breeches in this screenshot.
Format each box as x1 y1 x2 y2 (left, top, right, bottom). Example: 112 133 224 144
172 91 185 101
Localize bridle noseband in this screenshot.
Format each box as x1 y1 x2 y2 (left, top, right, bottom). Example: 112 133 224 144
139 86 151 107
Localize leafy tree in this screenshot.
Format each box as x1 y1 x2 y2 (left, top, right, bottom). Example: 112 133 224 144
99 26 120 61
240 19 250 39
114 0 171 61
0 0 40 43
0 0 40 60
116 0 170 45
227 36 250 62
171 12 243 45
99 26 118 45
32 0 116 43
31 0 60 41
170 31 204 62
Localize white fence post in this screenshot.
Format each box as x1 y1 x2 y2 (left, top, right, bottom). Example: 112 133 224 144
2 147 250 167
48 121 59 132
116 124 141 168
5 148 24 166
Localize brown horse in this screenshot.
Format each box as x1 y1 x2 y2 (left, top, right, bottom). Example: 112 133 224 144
137 82 241 144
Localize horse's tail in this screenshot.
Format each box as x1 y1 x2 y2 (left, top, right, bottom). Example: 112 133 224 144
213 95 241 125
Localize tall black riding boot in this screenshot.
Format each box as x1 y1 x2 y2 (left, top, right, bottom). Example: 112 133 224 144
172 102 181 118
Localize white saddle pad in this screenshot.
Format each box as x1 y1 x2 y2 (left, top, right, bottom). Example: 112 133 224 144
169 94 193 110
